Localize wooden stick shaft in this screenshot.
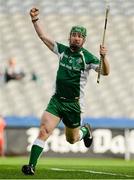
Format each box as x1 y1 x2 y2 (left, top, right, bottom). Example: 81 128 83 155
97 7 109 84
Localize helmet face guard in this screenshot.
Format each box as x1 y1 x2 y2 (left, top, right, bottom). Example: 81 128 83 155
70 26 87 38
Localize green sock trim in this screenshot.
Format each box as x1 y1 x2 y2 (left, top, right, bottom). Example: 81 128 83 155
29 145 43 167
80 127 89 139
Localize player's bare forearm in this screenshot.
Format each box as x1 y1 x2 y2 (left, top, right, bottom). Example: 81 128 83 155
100 56 110 75
96 45 110 76
30 8 54 51
33 20 54 51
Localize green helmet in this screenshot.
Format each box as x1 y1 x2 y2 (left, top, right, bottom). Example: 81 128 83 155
70 25 87 37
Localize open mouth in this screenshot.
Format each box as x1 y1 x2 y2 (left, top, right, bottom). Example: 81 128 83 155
70 44 81 51
71 42 80 47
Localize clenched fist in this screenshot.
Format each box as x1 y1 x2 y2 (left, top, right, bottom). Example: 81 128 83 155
30 8 39 20
100 45 107 58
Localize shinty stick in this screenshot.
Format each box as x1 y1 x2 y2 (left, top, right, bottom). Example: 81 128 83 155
97 6 110 84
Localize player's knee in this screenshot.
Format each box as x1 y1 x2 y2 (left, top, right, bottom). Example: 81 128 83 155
66 136 77 144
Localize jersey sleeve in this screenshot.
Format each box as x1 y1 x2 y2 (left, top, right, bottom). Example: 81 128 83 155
89 53 100 65
85 51 100 70
90 54 100 70
53 42 67 56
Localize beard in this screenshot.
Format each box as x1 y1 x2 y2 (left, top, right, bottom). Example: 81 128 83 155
70 43 81 52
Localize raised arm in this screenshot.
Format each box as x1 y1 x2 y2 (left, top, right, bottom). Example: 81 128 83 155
30 8 55 51
96 45 110 75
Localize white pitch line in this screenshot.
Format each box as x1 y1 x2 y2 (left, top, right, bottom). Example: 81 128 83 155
49 167 134 178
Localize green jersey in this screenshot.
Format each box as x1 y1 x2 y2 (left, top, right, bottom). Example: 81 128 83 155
53 42 99 110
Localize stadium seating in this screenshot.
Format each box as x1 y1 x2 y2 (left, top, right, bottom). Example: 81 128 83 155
0 0 134 118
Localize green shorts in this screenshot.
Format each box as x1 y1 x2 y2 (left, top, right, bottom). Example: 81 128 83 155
46 95 81 128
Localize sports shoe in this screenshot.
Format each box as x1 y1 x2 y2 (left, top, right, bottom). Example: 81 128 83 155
22 165 35 175
83 124 93 148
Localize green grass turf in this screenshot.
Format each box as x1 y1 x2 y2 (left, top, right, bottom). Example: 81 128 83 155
0 157 134 179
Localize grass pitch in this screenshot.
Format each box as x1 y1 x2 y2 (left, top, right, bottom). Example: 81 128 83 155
0 157 134 179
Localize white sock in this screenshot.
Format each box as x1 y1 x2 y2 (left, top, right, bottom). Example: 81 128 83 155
33 138 45 148
79 130 83 141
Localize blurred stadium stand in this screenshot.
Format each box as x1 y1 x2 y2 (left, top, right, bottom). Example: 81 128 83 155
0 0 134 120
